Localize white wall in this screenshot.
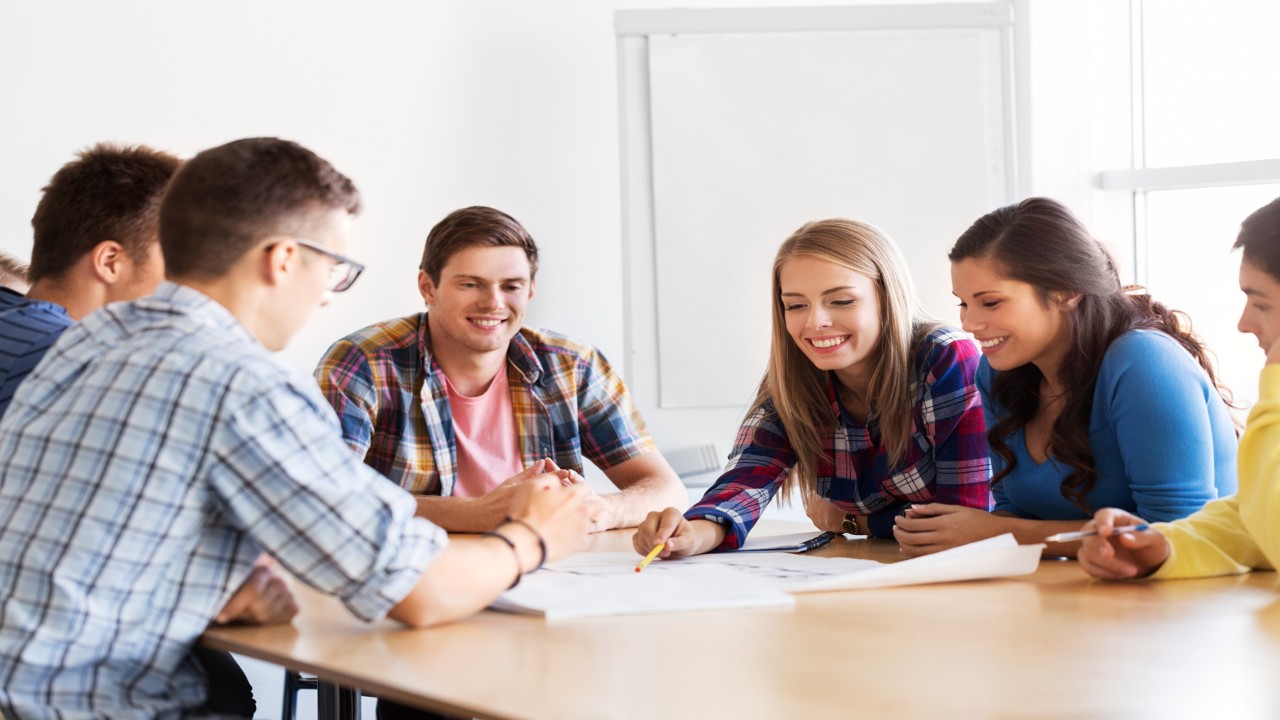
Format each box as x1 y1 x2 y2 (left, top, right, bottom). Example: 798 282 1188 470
0 1 1118 716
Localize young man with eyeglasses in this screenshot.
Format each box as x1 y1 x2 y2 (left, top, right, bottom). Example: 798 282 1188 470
316 206 688 538
0 143 290 716
0 139 592 719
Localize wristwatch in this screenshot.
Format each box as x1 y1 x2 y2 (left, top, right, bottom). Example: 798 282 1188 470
842 513 861 536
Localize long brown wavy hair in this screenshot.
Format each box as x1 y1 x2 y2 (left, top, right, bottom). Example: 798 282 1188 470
757 219 941 504
948 197 1232 512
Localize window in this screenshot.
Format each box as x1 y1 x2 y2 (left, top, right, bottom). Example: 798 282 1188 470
1098 0 1280 411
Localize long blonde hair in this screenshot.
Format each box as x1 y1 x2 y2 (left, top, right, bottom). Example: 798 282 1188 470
758 219 939 503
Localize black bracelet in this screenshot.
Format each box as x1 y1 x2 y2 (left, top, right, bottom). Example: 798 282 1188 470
502 517 548 572
482 531 522 589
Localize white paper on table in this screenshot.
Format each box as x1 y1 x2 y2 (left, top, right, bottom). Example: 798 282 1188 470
545 551 881 587
491 563 795 621
786 533 1044 593
530 533 1042 612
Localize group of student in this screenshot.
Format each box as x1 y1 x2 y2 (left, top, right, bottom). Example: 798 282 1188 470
0 135 1275 720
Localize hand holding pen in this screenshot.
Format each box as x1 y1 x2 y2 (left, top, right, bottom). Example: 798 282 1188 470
1074 508 1171 581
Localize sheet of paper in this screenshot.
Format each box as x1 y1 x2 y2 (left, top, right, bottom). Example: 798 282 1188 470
547 551 881 587
523 534 1042 618
492 563 795 621
785 534 1044 593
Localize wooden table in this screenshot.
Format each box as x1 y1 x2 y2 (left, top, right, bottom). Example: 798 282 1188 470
202 523 1280 719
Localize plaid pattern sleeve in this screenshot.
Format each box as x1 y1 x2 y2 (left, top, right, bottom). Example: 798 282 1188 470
314 315 447 496
510 329 656 474
315 336 380 457
684 402 794 550
917 328 994 512
211 373 443 622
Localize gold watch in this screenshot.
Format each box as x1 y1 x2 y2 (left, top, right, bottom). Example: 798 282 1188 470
842 513 861 535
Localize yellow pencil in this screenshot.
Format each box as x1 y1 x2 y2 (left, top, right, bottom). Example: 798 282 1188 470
635 543 665 572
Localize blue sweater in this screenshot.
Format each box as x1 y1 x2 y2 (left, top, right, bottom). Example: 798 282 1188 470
979 329 1238 521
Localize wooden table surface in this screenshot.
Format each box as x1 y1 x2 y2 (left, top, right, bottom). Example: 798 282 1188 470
203 523 1280 719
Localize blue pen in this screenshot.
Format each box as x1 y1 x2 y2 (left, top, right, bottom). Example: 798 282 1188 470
1044 524 1150 543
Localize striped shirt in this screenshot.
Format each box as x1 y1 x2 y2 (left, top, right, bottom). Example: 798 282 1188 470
315 313 657 496
687 326 993 548
0 282 443 719
0 287 72 418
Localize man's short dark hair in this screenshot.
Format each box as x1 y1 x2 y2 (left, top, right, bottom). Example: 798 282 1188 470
159 137 361 279
1236 196 1280 281
28 143 181 283
420 206 540 284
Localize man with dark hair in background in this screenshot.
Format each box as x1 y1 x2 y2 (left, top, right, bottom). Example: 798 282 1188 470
0 143 177 414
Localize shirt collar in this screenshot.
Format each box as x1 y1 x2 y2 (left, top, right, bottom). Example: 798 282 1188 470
141 281 258 340
417 312 545 385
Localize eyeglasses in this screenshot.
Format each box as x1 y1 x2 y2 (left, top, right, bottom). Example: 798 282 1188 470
292 238 365 293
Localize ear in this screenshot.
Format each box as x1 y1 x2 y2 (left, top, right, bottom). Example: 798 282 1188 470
1054 291 1083 311
263 239 300 287
418 270 436 306
89 241 126 284
527 277 536 303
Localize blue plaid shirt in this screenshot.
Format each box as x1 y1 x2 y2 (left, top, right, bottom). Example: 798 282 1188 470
0 282 443 719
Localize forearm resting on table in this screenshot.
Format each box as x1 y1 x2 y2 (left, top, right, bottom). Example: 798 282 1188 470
413 494 507 533
600 473 690 529
389 531 537 628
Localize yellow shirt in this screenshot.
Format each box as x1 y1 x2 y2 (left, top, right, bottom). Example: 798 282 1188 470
1153 365 1280 578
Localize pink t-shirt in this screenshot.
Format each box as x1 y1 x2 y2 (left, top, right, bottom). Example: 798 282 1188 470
443 369 523 498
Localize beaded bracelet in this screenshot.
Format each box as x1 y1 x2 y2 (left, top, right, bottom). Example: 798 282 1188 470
502 517 548 572
482 531 522 589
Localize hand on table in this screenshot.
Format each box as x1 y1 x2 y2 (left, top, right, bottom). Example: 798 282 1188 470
214 556 298 626
892 503 1005 557
1077 508 1168 580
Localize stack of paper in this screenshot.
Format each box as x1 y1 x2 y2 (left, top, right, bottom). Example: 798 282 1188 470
490 533 1042 620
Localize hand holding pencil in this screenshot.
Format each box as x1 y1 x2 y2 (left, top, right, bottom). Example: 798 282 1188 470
1075 508 1170 581
631 507 723 562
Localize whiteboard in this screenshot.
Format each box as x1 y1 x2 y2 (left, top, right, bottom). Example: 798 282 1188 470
617 3 1027 434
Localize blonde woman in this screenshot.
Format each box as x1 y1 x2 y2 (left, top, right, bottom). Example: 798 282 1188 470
633 219 991 557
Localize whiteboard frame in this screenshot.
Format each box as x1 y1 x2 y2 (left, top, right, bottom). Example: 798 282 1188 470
615 1 1030 408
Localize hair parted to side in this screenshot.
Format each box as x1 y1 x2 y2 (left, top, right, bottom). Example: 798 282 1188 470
1235 196 1280 280
758 218 941 504
0 252 29 290
948 196 1233 513
28 143 181 283
420 206 540 284
159 137 361 280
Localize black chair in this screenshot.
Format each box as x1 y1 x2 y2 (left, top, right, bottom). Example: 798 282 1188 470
281 669 318 720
